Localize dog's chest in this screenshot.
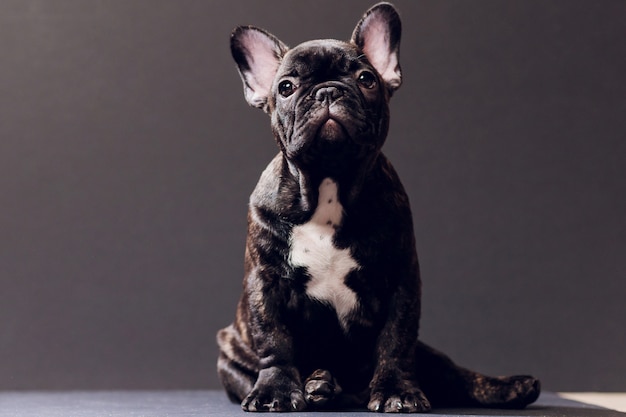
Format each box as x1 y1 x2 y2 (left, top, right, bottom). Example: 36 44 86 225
288 178 360 327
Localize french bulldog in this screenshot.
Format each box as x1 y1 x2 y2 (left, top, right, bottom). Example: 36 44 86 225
217 2 540 413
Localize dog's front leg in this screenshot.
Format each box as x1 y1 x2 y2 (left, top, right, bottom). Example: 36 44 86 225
242 364 306 412
368 275 431 413
240 268 307 412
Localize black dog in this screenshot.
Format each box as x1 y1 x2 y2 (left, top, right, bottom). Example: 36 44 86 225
217 2 540 412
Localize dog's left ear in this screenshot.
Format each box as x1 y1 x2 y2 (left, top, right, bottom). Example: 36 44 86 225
351 2 402 94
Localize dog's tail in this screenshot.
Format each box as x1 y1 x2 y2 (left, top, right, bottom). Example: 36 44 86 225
415 341 541 409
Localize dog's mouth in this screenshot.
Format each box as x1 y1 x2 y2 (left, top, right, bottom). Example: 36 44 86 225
283 92 379 170
316 116 349 142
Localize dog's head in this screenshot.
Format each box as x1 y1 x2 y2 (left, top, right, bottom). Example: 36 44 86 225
231 3 402 175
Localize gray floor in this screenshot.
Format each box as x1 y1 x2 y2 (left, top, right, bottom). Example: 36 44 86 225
0 391 624 417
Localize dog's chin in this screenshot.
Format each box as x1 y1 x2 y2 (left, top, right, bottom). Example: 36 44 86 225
316 118 349 142
287 118 375 176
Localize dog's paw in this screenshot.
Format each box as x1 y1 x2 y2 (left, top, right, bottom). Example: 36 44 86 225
241 367 307 412
472 375 541 409
241 387 306 412
368 384 431 413
304 369 342 407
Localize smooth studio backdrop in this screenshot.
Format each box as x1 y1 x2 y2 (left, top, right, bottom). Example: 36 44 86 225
1 0 624 392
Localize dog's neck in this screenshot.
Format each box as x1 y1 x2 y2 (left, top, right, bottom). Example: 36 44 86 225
284 150 380 215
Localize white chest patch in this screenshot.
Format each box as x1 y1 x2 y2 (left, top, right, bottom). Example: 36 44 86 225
289 178 360 328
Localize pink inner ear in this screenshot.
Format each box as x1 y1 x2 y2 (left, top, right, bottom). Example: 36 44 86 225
242 30 282 100
360 19 401 89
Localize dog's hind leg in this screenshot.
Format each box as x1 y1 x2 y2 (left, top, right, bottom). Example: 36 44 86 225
304 369 342 407
304 369 371 410
416 341 541 409
216 324 258 403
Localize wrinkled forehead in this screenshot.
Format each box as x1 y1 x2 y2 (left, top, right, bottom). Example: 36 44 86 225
277 39 364 78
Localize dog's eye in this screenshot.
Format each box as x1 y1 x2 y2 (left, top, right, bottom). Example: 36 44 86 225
357 71 377 89
278 80 296 97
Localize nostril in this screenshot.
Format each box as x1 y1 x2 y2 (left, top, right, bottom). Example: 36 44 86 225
315 86 343 103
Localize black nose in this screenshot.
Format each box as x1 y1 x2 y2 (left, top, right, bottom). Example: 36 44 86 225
315 86 343 103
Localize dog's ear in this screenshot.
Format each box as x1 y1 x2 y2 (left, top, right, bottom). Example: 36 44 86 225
351 2 402 94
231 26 288 112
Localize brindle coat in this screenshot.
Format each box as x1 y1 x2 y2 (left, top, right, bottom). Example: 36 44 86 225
217 3 540 413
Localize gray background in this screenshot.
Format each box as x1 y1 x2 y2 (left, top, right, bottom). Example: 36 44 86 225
1 0 624 392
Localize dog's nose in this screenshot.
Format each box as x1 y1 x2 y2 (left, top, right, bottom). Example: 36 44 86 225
315 86 343 103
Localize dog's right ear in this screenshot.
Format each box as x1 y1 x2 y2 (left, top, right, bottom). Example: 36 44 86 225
231 26 288 112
